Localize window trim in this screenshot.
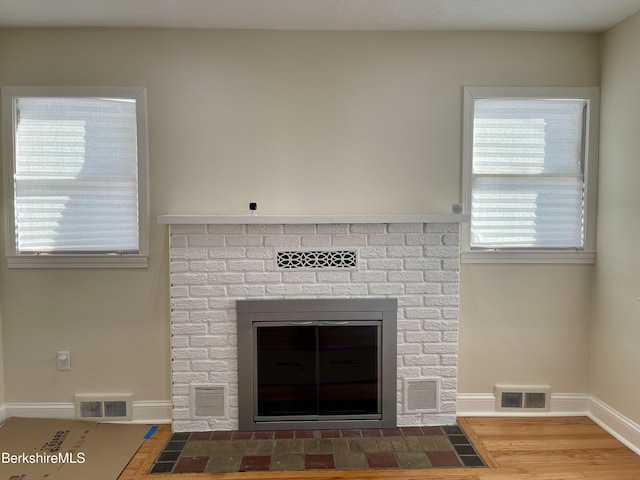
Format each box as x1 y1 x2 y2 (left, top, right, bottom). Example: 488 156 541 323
461 86 600 264
2 86 149 268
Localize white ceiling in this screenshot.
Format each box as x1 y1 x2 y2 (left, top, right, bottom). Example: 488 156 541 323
1 0 640 32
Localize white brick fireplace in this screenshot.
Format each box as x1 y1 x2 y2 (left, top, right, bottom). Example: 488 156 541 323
159 214 466 432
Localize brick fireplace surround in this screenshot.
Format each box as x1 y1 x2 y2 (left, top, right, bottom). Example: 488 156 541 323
159 214 467 433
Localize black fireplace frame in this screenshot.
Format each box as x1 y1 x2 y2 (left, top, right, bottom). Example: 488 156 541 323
237 298 397 431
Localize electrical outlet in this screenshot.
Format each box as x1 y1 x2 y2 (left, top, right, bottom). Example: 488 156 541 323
57 351 71 371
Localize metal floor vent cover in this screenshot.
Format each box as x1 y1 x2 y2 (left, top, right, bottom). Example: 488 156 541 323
495 385 551 412
75 394 132 421
277 250 357 269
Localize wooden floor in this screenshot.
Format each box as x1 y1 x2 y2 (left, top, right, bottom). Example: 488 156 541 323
119 417 640 480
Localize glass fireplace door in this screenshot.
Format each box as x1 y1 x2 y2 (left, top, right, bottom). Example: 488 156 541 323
255 325 317 417
317 324 379 416
255 321 381 420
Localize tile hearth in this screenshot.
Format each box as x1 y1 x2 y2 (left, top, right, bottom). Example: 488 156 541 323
149 425 485 474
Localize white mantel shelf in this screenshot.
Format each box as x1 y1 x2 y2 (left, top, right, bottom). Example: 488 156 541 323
158 214 469 225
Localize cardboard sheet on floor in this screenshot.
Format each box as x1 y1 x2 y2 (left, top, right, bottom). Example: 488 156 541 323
0 417 150 480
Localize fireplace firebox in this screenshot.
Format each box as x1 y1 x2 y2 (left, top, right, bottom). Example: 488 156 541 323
237 298 397 431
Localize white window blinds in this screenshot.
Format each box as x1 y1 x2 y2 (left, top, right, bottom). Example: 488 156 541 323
470 98 587 249
13 96 140 254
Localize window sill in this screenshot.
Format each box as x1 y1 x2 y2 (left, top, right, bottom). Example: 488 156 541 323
461 250 595 264
7 254 149 269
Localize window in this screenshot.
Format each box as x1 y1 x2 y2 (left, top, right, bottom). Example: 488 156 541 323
462 87 599 263
2 86 149 268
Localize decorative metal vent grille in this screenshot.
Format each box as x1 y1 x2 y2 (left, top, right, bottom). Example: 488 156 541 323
277 250 357 269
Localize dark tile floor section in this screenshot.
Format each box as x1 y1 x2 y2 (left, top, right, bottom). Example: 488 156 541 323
149 425 485 474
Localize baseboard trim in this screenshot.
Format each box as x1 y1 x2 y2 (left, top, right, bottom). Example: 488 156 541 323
457 393 640 455
2 395 638 454
4 402 75 419
1 401 172 424
588 396 640 456
129 401 173 424
456 393 590 417
455 394 495 416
